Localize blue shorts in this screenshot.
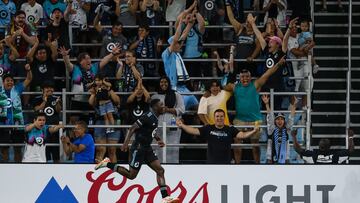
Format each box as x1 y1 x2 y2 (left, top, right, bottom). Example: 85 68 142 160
94 120 122 141
177 85 199 110
99 101 115 116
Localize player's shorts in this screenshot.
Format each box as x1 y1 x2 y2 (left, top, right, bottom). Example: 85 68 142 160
128 146 158 170
233 119 262 140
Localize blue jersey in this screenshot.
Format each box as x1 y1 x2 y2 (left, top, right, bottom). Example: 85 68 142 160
0 0 16 33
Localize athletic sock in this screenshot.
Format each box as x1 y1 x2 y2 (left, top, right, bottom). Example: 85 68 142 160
106 163 116 170
160 185 168 198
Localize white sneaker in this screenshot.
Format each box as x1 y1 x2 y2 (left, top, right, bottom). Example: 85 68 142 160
94 157 110 170
162 196 180 203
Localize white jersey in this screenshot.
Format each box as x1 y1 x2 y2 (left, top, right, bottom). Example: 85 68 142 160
22 144 47 163
20 2 44 24
69 0 89 26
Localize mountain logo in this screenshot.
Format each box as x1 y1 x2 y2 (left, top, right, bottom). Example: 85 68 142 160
36 177 78 203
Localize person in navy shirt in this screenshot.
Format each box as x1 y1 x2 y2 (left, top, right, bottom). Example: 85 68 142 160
61 120 95 163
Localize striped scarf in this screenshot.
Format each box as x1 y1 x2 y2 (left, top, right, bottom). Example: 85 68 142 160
273 127 287 164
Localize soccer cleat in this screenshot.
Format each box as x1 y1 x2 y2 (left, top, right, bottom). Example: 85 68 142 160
94 157 110 170
162 196 180 203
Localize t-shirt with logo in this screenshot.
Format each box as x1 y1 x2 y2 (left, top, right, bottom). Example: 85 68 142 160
199 125 239 164
32 95 60 125
31 57 55 88
22 125 49 163
69 0 89 26
262 45 285 90
198 0 223 23
73 133 95 163
300 149 350 164
134 111 158 147
0 53 13 76
100 30 127 57
0 0 16 33
0 83 25 125
235 29 256 59
127 95 149 124
20 2 44 24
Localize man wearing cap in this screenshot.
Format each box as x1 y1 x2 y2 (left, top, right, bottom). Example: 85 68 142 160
249 15 298 109
45 7 70 49
32 80 62 162
0 64 32 162
262 94 296 164
43 0 66 20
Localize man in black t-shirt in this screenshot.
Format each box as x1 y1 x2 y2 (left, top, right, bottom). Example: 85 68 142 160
95 99 180 203
26 36 57 91
32 81 62 162
249 15 298 109
177 109 259 164
45 8 70 50
292 129 355 164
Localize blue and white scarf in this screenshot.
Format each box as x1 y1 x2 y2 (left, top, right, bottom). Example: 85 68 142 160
273 127 287 164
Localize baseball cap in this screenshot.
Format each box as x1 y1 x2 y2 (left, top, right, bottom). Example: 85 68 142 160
275 113 285 120
41 80 55 89
52 8 63 14
269 36 282 46
2 73 14 80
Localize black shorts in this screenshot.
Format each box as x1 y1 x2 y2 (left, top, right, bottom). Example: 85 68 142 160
0 128 25 145
129 146 158 170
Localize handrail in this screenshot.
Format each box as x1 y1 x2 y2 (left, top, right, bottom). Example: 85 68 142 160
345 0 353 155
12 58 308 62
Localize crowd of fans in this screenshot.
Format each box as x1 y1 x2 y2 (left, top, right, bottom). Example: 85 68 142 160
0 0 332 164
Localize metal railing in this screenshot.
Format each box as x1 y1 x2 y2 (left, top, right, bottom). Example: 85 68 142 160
345 0 353 153
0 81 312 163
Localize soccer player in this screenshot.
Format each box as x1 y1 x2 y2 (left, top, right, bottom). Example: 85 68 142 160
95 99 179 203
